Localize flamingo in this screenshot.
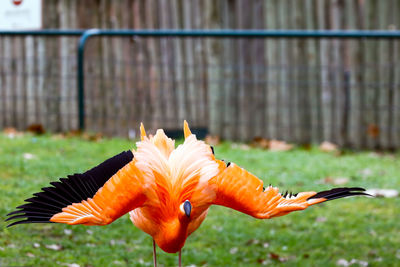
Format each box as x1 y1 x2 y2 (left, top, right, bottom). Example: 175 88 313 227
6 121 369 266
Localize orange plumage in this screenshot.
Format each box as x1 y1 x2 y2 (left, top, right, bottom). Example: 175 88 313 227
6 121 369 265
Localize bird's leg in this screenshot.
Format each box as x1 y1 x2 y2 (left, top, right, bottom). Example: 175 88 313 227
153 239 157 267
178 250 182 267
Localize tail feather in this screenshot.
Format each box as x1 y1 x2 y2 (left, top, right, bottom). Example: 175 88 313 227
308 187 371 201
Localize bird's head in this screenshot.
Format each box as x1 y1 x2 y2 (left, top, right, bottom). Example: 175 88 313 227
153 200 192 253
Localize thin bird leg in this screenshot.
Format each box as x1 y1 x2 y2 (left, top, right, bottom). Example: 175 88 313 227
153 239 157 267
179 250 182 267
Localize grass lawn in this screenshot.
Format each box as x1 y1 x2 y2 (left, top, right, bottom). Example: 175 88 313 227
0 133 399 266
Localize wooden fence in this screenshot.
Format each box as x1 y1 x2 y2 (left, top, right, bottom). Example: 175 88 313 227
1 0 400 149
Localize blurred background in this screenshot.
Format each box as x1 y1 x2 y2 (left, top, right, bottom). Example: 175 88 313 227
1 1 400 266
1 0 400 149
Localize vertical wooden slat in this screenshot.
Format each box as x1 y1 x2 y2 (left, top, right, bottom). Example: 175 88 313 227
191 0 207 128
170 0 186 128
0 37 4 127
287 0 297 142
145 0 161 131
297 0 312 145
233 0 244 141
122 0 135 137
182 0 196 126
276 0 289 141
319 1 330 143
3 37 13 127
264 0 275 139
377 0 389 149
392 0 400 149
355 0 367 149
58 0 69 132
140 1 154 131
204 0 221 136
158 0 173 128
363 0 377 149
131 0 145 133
14 36 25 130
69 0 78 130
221 0 235 140
25 36 35 127
251 0 265 138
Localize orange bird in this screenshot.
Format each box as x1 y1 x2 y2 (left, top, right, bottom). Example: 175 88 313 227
7 121 369 266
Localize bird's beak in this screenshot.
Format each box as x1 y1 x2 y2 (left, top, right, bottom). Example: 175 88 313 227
183 200 192 218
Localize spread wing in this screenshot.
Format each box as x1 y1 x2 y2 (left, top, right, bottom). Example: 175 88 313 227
209 163 369 219
6 150 147 226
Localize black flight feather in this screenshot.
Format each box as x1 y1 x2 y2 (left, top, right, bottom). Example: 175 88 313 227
307 187 370 201
6 150 134 227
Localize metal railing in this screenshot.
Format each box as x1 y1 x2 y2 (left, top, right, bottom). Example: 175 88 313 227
2 29 400 132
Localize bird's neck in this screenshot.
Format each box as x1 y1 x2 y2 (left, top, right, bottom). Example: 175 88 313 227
156 218 189 253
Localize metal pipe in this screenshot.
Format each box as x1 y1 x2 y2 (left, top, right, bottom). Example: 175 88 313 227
76 29 400 131
4 29 400 131
0 29 85 36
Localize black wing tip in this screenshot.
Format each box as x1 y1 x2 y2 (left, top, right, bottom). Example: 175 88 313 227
7 220 55 228
6 150 134 227
308 187 372 201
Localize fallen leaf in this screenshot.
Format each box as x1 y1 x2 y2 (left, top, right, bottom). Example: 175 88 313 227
26 252 35 258
27 124 45 135
64 229 72 235
212 225 223 232
351 259 369 267
316 216 327 223
319 177 349 185
319 141 338 152
81 132 103 142
332 177 349 185
337 259 350 266
367 124 379 138
3 127 23 138
338 258 369 266
269 252 280 261
66 129 82 138
52 134 66 140
360 169 373 178
231 143 250 150
45 244 63 251
251 137 269 149
230 247 238 254
366 189 398 198
245 239 260 245
261 259 271 265
268 140 293 151
23 153 36 160
205 135 221 146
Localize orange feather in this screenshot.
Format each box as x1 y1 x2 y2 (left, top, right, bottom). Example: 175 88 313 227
7 121 370 258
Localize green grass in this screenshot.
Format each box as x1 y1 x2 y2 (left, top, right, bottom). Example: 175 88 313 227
0 133 399 266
